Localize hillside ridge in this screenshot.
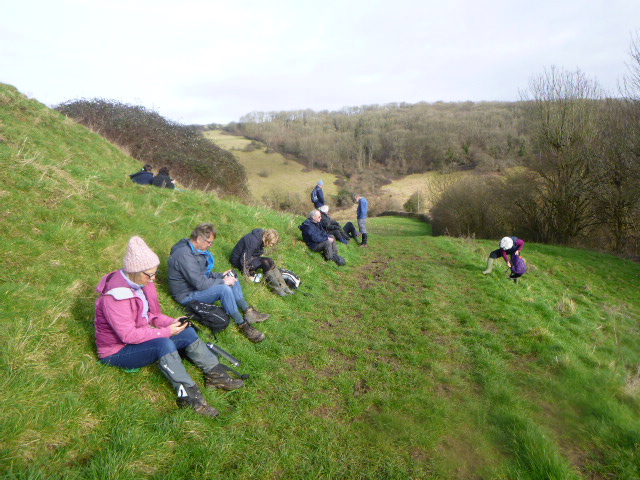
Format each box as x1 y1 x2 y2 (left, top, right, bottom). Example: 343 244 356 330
1 83 639 479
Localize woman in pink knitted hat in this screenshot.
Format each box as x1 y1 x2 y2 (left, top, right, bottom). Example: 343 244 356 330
94 236 242 418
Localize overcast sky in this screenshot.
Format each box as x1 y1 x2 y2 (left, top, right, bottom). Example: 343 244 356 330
1 0 638 125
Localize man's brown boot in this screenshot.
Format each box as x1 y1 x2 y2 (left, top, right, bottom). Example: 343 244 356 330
244 306 270 324
204 364 245 391
238 322 266 343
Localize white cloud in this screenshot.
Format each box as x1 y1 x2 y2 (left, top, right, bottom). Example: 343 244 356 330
1 0 638 123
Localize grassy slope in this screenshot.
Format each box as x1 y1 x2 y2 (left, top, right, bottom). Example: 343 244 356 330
204 130 339 205
1 83 639 479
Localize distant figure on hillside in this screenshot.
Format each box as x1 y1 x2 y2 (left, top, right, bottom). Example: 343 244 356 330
353 194 369 247
152 167 176 189
167 223 270 343
299 209 346 266
318 205 350 245
482 236 525 275
230 228 294 296
94 236 243 418
129 164 153 185
311 180 325 209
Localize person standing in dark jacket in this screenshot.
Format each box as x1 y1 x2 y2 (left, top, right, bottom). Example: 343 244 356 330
482 236 525 274
230 228 294 296
152 167 176 189
311 180 325 209
129 164 153 185
299 210 346 266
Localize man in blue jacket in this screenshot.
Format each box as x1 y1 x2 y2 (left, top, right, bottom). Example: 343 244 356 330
354 194 369 247
129 164 153 185
299 210 346 266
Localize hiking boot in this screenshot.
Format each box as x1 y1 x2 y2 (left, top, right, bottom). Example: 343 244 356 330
238 322 266 343
176 384 219 417
204 364 244 391
332 254 346 266
244 306 270 323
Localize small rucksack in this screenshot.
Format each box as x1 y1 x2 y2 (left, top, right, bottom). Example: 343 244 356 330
311 189 318 204
279 268 301 289
187 300 230 334
511 255 527 276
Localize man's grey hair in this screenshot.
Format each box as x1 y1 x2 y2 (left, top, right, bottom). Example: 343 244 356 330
309 209 320 218
190 223 217 241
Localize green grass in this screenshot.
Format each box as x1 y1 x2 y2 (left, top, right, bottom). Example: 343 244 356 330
1 83 640 479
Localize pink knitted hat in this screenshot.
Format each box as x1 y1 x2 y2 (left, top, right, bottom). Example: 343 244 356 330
123 236 160 273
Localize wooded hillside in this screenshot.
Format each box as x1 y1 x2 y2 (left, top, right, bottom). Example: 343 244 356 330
226 101 530 183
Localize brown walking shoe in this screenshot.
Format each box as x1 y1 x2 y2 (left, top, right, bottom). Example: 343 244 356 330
204 364 245 391
244 306 270 324
238 322 266 343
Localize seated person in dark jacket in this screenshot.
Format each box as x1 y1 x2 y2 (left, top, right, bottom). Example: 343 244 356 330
318 205 349 244
152 167 176 189
129 164 153 185
230 228 294 296
299 210 346 266
167 223 269 343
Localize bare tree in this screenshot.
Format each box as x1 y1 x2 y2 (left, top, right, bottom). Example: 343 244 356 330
521 66 604 244
594 31 640 254
591 99 640 253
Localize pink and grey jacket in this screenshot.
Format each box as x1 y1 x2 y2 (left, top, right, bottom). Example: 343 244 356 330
94 270 175 359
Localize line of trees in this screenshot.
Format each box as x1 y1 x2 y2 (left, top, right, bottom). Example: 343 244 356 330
226 34 640 255
226 101 531 181
432 35 640 255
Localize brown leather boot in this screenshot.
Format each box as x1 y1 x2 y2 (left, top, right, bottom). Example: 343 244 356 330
204 364 245 391
244 306 270 323
238 322 266 343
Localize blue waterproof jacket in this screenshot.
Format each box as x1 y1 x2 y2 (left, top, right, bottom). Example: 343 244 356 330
299 218 329 248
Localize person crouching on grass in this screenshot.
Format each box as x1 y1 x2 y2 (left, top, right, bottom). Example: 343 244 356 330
482 236 525 275
94 236 243 418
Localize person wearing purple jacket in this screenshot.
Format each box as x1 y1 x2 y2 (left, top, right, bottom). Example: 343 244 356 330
94 236 243 418
482 236 525 274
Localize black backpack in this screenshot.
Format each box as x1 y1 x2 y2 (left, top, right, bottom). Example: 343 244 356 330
279 268 301 289
311 188 318 203
187 300 230 334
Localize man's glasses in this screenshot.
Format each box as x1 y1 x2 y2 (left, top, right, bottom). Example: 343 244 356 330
200 236 214 246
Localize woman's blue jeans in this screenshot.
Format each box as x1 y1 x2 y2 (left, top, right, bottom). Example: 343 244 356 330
100 327 199 369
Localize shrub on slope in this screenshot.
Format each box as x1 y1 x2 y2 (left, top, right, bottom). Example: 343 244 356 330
55 98 248 197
